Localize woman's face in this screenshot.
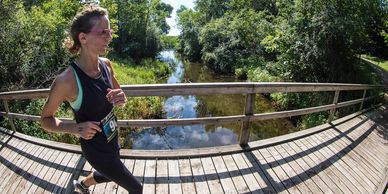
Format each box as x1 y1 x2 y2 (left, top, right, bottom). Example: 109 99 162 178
81 15 112 55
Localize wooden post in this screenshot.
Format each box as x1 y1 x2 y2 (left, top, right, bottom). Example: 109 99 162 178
329 90 340 122
359 89 367 111
3 100 16 131
239 93 255 146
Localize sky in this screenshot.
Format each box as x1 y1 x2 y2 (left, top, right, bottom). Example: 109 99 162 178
161 0 195 36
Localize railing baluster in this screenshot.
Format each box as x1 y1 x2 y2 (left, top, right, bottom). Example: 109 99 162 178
239 93 255 146
3 100 16 131
329 90 340 122
359 89 367 111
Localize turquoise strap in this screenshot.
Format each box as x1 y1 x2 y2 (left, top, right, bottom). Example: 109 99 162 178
69 66 83 111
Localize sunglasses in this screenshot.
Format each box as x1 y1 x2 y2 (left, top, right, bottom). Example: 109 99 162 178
88 28 113 38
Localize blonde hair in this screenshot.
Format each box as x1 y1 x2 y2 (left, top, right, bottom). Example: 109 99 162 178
64 4 108 54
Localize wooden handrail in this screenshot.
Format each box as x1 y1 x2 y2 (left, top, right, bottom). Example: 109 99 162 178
0 82 384 100
0 82 386 146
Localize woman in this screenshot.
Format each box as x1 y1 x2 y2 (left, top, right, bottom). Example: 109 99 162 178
40 4 143 194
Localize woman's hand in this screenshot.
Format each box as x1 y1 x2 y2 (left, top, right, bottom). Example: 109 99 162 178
106 88 127 107
75 121 102 140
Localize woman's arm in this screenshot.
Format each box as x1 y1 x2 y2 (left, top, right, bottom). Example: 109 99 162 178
40 72 101 140
103 58 127 106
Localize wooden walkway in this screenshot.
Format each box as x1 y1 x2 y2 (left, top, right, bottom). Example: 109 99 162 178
0 106 387 194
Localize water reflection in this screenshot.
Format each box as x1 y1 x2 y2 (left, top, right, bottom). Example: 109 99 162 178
128 50 296 150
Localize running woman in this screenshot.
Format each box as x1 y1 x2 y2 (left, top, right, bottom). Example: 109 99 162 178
40 4 143 194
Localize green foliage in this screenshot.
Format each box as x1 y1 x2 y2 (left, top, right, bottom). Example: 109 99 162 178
0 0 78 91
112 0 172 60
160 35 179 50
176 6 202 61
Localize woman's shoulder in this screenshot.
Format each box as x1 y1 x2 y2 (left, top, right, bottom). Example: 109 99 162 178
99 57 114 73
52 67 77 91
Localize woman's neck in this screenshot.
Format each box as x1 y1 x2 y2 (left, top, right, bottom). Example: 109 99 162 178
77 50 101 78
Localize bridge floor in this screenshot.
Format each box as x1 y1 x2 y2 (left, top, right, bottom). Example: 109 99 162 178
0 106 387 194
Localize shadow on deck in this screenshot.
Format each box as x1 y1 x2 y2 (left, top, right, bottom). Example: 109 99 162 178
0 106 387 194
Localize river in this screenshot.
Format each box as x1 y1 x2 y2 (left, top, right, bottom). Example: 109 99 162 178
126 50 296 149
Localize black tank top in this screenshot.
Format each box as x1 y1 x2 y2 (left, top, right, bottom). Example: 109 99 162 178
70 59 119 157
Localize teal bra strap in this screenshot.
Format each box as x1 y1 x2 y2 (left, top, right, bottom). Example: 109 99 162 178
69 66 83 111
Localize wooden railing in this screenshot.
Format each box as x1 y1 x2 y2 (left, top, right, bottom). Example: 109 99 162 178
0 82 386 146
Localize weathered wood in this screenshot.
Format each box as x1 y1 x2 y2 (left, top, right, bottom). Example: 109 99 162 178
0 95 379 131
313 130 376 191
250 150 288 194
0 141 39 192
178 159 196 194
0 82 384 99
320 129 381 184
360 89 367 110
329 90 340 122
190 158 210 194
143 159 156 194
283 142 336 194
156 159 169 194
230 153 263 193
0 105 386 194
168 159 183 194
266 146 310 193
300 134 368 193
291 139 356 193
259 148 299 194
239 94 255 146
200 157 224 194
221 155 251 193
273 144 324 194
2 100 16 131
211 156 238 194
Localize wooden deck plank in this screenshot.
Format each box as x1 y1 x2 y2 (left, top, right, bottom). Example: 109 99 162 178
342 122 387 167
320 128 382 186
291 140 357 193
242 152 277 193
190 158 210 194
0 141 41 192
178 158 196 194
11 147 55 193
143 159 156 194
156 159 169 194
27 149 62 193
267 146 312 194
43 152 74 194
230 153 263 194
55 153 83 193
44 153 77 194
222 154 252 193
273 144 323 194
259 148 300 194
311 129 377 191
25 147 57 193
35 149 68 193
250 149 287 193
334 122 386 177
0 137 26 173
200 157 224 194
168 159 182 194
282 142 336 194
0 138 28 177
133 159 146 189
211 156 238 194
302 133 369 193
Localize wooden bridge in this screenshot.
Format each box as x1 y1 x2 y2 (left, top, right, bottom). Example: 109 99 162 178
0 83 387 193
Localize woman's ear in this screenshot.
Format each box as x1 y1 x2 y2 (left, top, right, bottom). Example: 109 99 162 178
78 32 87 45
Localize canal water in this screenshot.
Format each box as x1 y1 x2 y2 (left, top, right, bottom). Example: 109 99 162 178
127 50 296 149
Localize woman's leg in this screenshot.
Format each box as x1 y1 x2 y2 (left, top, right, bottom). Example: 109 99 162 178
91 157 143 194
